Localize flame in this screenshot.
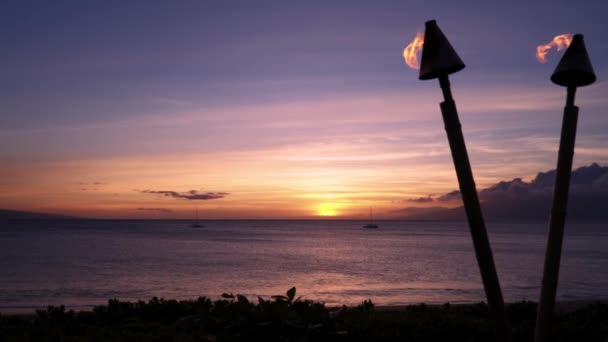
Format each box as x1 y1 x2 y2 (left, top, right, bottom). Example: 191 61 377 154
536 33 573 63
403 32 424 69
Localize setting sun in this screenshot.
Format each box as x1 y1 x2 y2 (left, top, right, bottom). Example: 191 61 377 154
317 203 337 217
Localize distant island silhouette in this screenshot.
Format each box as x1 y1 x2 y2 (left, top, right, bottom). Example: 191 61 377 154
0 209 76 220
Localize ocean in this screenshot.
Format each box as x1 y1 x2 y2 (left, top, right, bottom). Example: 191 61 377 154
1 220 607 313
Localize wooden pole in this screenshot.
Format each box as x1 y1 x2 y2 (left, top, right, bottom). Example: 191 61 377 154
534 86 578 342
438 75 511 342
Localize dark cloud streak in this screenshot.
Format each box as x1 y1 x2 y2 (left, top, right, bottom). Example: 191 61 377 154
407 196 434 203
140 189 229 200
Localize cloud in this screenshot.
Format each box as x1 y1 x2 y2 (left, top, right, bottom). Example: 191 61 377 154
406 196 434 203
409 163 608 203
76 181 105 191
397 163 608 221
479 163 608 197
436 190 462 202
140 189 229 200
76 181 105 185
137 207 173 213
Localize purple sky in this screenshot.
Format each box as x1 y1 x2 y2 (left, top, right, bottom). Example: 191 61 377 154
1 1 607 218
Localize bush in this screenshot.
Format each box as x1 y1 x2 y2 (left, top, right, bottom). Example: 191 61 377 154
0 289 607 341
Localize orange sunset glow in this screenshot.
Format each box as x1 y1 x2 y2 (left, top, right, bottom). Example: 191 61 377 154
2 83 607 220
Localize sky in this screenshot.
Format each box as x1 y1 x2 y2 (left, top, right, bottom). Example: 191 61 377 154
1 0 608 219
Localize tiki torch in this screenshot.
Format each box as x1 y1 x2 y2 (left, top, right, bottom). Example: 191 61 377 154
405 20 510 341
534 34 596 342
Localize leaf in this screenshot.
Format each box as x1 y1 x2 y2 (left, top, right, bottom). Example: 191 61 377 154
221 293 234 299
236 294 249 304
286 287 296 302
271 295 288 301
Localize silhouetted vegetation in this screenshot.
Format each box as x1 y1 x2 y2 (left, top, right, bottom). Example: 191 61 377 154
1 288 607 341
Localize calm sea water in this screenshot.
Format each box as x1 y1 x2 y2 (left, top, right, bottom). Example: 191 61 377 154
1 220 607 312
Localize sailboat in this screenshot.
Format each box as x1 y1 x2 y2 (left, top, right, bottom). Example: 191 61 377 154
192 208 204 228
363 207 379 229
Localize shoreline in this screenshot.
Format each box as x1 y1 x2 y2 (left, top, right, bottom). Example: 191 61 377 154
3 298 607 316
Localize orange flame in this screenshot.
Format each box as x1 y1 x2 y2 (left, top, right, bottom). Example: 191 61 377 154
536 33 573 63
403 32 424 69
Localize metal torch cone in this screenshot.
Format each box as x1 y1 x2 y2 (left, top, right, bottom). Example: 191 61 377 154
420 20 510 342
534 34 596 342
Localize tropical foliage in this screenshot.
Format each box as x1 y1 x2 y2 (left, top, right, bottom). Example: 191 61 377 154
1 288 607 341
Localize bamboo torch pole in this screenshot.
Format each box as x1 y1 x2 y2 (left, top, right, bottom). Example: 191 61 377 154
416 20 510 341
534 34 596 342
